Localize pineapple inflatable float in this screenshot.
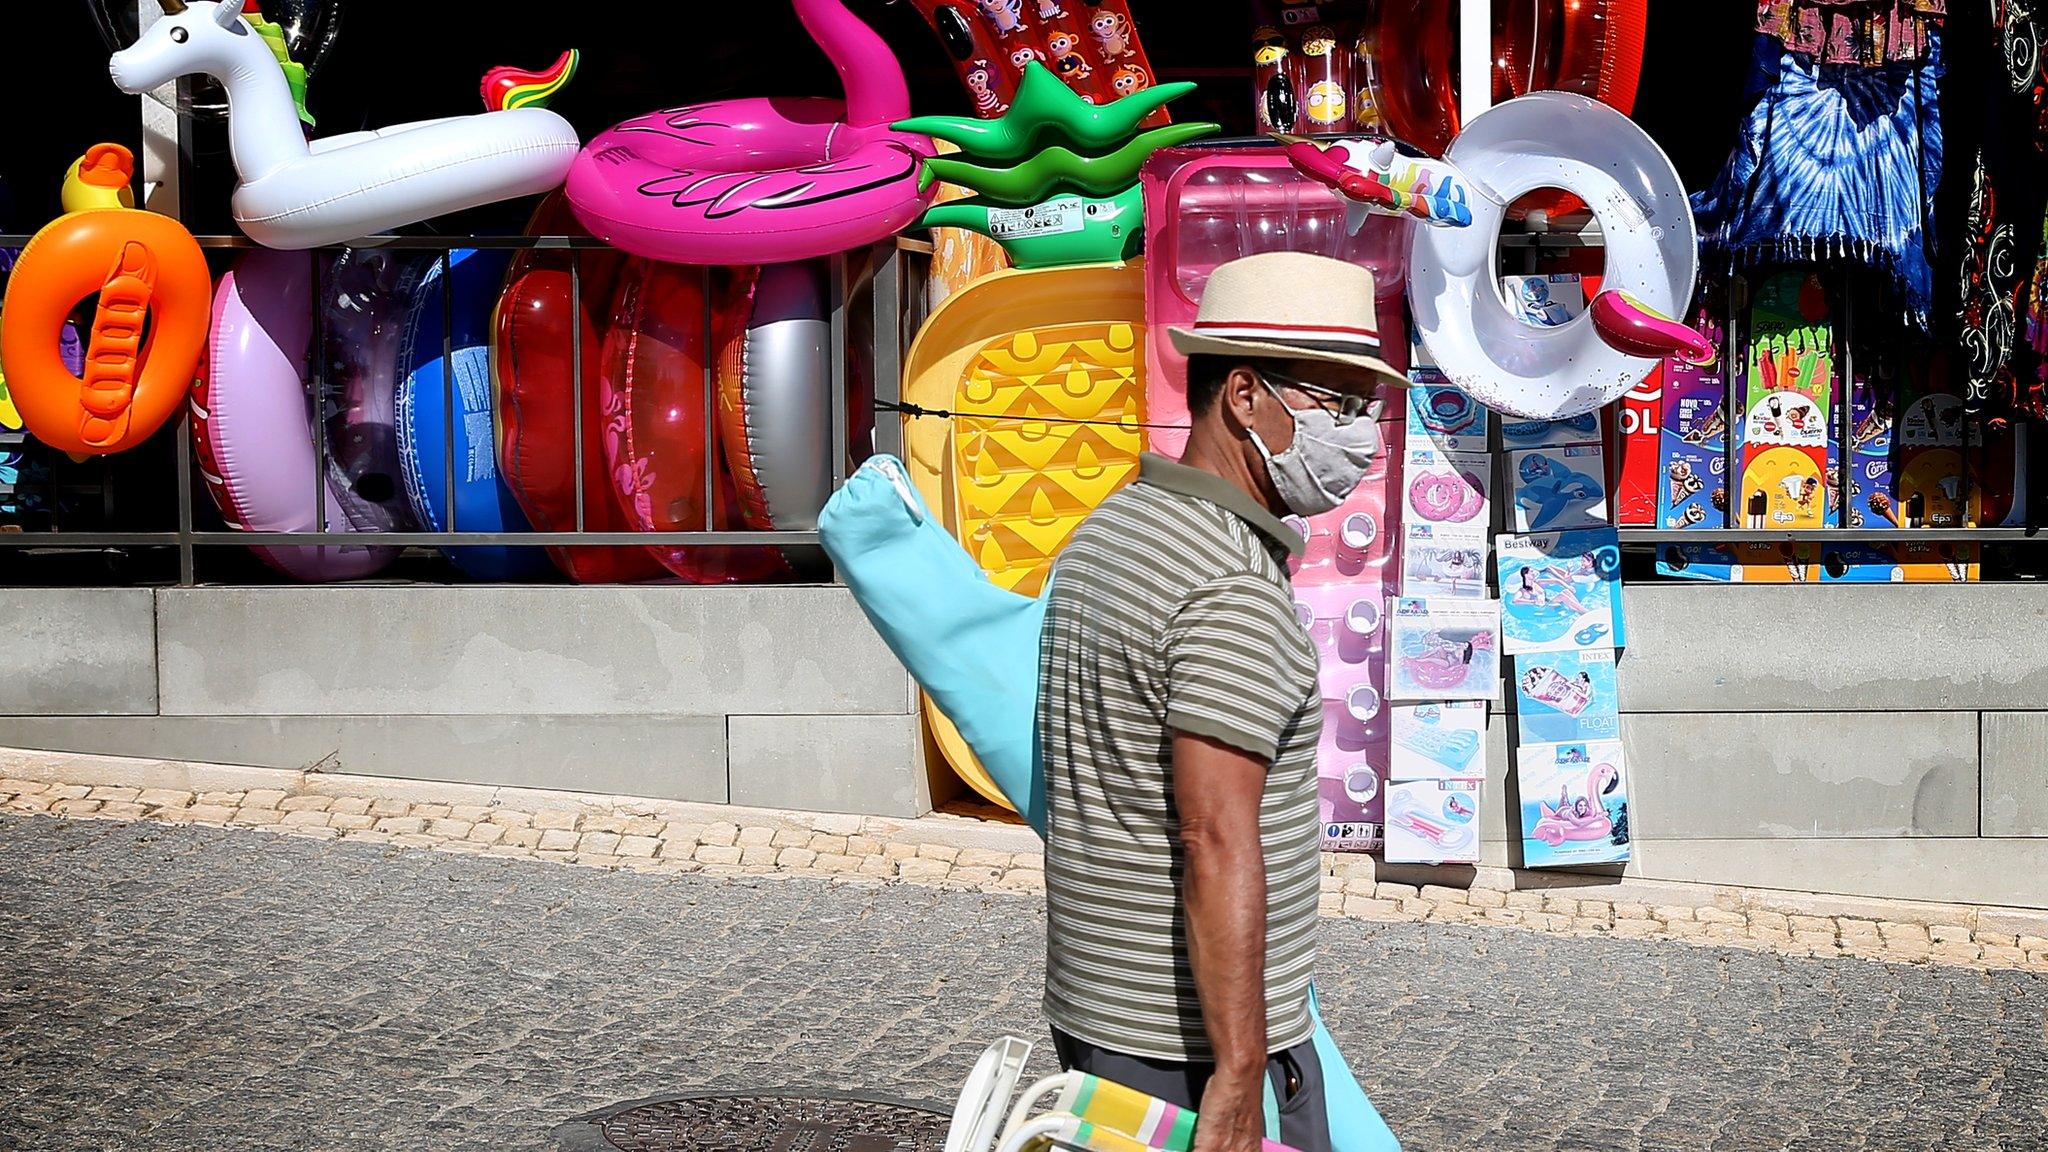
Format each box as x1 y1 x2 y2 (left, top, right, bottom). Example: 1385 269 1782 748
893 64 1215 806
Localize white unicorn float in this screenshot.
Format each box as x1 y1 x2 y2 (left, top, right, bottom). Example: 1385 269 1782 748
109 0 581 249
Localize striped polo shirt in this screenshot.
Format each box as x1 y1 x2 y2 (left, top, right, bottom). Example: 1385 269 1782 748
1038 453 1324 1062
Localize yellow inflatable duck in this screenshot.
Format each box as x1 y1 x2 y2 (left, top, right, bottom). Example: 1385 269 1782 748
0 150 138 435
62 146 139 213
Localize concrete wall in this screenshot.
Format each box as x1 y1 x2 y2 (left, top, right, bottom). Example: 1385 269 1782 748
0 586 935 818
0 583 2042 906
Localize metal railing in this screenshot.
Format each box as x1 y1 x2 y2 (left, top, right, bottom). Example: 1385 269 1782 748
3 223 2033 586
0 232 917 586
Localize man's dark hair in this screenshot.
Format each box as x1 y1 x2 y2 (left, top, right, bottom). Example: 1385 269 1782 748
1185 355 1273 417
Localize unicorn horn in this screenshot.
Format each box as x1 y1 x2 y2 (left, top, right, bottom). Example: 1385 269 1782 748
794 0 909 128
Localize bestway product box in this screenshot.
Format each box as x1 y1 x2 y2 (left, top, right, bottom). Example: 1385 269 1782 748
1496 529 1625 655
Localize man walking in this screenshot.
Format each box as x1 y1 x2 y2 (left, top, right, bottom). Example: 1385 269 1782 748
1038 252 1403 1152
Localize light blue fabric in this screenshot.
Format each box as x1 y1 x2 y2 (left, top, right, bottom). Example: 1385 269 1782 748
817 456 1047 832
819 456 1401 1152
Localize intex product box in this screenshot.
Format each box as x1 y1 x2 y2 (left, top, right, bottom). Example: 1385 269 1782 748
1402 445 1491 535
1512 650 1620 743
1510 443 1611 532
1406 383 1489 453
1502 411 1603 451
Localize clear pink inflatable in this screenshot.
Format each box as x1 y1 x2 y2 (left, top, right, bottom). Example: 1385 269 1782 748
1141 145 1412 851
1140 145 1411 459
197 249 398 581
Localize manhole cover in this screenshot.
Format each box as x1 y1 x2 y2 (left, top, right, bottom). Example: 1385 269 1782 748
558 1092 952 1152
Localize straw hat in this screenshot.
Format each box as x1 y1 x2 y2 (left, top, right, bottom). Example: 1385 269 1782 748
1168 251 1404 387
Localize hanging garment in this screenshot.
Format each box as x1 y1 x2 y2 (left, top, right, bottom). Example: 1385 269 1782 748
1945 0 2048 415
1693 27 1945 325
1757 0 1946 66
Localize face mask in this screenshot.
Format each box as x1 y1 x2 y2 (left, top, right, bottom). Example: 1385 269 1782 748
1247 376 1382 517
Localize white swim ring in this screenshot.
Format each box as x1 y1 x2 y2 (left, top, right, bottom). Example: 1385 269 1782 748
1408 92 1699 420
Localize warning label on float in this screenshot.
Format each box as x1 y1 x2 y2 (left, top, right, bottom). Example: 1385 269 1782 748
1600 186 1652 231
987 198 1086 239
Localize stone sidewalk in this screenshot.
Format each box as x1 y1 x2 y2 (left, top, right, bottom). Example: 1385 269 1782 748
2 811 2044 1152
2 750 2045 973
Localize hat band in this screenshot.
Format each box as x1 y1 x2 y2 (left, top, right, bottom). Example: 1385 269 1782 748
1192 319 1382 358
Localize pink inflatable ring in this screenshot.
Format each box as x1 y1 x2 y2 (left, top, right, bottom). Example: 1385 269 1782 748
565 0 934 265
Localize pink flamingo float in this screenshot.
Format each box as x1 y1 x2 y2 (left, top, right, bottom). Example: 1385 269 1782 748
1530 761 1622 846
565 0 935 265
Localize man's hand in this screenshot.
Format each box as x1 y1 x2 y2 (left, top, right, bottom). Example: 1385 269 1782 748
1173 729 1269 1152
1189 1065 1267 1152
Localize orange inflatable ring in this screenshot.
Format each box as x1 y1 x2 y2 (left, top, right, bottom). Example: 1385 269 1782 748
0 145 210 456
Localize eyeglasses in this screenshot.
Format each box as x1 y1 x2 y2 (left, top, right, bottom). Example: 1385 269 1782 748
1258 368 1378 426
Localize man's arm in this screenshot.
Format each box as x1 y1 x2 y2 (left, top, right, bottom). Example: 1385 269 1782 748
1163 574 1312 1152
1176 729 1269 1152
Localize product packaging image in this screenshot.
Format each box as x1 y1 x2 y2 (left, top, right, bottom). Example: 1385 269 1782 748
1737 272 1833 530
1516 739 1631 867
1500 273 1586 328
1502 411 1603 451
1400 527 1491 598
1404 444 1492 533
1654 315 1729 532
1512 650 1620 743
1384 778 1482 864
1388 596 1501 700
1496 529 1625 655
1389 700 1489 780
1511 443 1611 532
1399 439 1491 598
1405 382 1489 453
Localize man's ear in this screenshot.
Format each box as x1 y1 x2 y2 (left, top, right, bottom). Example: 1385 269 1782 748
1220 364 1262 434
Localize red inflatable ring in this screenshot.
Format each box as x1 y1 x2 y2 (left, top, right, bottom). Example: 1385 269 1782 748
495 194 669 584
600 259 787 584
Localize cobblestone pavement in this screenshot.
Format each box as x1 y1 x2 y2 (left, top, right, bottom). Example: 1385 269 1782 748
3 815 2045 1152
7 771 2046 972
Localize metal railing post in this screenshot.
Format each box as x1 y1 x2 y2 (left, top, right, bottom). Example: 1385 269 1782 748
1723 277 1743 532
1838 278 1854 529
570 249 587 532
872 243 905 460
174 410 196 586
829 252 849 491
312 251 328 536
442 248 457 535
703 266 716 532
